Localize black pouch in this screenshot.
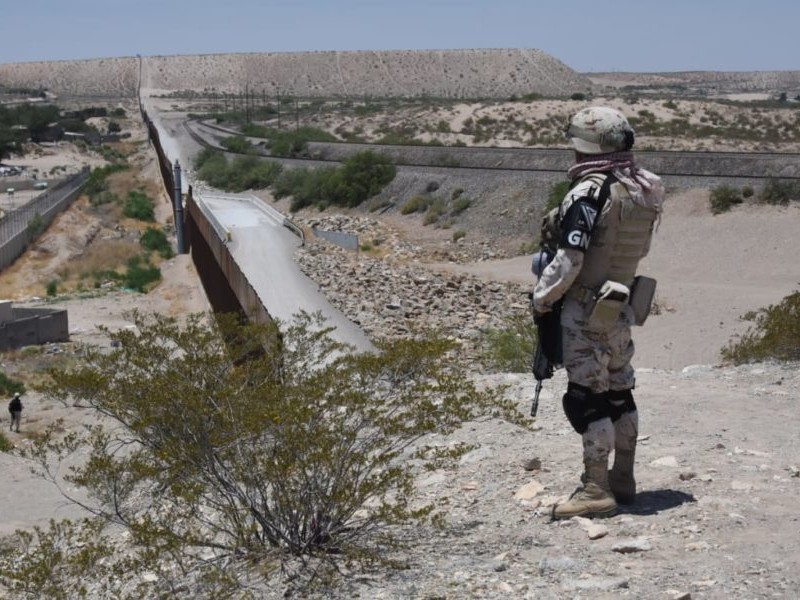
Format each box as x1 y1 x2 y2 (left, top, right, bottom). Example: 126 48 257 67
629 275 657 326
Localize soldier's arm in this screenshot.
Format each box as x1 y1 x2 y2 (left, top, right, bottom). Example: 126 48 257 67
532 179 601 313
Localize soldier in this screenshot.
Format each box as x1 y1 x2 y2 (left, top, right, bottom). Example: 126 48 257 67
8 392 22 433
533 106 665 519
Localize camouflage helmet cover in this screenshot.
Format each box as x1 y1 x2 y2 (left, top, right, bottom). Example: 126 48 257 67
565 106 635 154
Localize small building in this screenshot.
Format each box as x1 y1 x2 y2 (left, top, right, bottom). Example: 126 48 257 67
0 300 69 351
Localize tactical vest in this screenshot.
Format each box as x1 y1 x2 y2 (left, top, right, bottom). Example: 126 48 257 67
572 174 658 292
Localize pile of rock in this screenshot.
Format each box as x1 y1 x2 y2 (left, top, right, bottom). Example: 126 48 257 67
295 215 531 363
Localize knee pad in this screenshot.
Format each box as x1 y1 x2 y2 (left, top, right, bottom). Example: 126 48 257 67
607 388 637 422
562 382 611 434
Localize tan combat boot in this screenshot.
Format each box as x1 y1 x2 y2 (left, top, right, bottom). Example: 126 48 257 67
552 459 618 520
609 448 636 504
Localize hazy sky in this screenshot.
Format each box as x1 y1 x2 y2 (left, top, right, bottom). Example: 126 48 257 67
1 0 797 73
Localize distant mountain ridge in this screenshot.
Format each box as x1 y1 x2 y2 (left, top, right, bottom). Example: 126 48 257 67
0 49 591 99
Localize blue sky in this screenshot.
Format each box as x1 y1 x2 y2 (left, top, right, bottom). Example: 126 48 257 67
1 0 797 72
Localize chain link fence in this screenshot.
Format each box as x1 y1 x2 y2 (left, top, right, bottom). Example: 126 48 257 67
0 168 90 272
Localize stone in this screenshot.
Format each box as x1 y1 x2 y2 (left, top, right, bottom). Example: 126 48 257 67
515 480 545 500
521 457 542 471
587 524 609 540
611 537 652 553
651 456 680 468
563 577 629 591
538 555 583 575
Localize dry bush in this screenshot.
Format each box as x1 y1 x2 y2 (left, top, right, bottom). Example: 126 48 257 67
71 239 141 278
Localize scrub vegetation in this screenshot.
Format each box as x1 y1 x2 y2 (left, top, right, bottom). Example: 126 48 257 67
0 311 526 597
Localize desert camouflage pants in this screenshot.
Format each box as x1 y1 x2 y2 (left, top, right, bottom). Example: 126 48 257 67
561 297 636 394
561 297 637 462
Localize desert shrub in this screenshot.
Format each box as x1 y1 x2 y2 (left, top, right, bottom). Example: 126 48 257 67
0 372 25 397
758 178 800 205
367 197 392 212
742 185 755 199
6 311 526 595
450 196 471 215
107 120 121 134
269 126 337 157
27 212 44 236
546 180 571 212
570 92 587 101
423 198 446 226
220 135 254 154
400 195 430 214
451 187 465 200
195 149 283 192
721 290 800 364
140 227 174 259
123 255 161 292
426 181 440 193
123 190 155 221
45 279 58 297
278 152 395 211
709 185 743 214
83 163 128 197
0 432 12 452
452 229 467 242
479 312 537 373
89 190 118 207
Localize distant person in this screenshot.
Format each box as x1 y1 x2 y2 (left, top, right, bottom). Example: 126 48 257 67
8 392 22 432
532 106 665 519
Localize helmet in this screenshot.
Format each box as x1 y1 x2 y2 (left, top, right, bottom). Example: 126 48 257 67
13 393 19 398
565 106 635 154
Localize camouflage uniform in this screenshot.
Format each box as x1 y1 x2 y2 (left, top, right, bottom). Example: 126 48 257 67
534 169 662 517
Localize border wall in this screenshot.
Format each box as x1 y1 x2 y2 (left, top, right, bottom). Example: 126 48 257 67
0 168 90 272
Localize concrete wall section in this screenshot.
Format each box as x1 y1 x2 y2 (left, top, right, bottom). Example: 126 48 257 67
0 307 69 351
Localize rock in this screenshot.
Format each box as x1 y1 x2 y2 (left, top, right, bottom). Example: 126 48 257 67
670 593 692 600
521 457 542 471
731 479 755 491
538 555 583 575
563 577 629 591
587 524 609 540
651 456 680 468
611 537 652 553
514 480 545 500
685 541 711 551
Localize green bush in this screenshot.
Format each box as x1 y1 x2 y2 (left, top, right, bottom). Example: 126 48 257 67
758 179 800 205
400 195 430 214
6 312 526 595
742 185 755 199
709 185 743 214
450 196 471 215
27 212 44 236
452 229 467 242
194 149 283 192
721 290 800 364
83 164 128 197
46 279 58 297
89 190 118 207
479 312 537 373
0 432 12 452
220 135 254 154
546 180 571 212
140 227 174 259
0 372 25 397
274 151 395 212
123 256 161 292
123 190 155 222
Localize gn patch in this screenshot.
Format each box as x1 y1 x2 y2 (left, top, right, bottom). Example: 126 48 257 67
559 198 598 252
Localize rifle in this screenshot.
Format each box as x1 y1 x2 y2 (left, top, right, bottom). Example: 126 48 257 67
528 244 562 417
529 301 562 417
